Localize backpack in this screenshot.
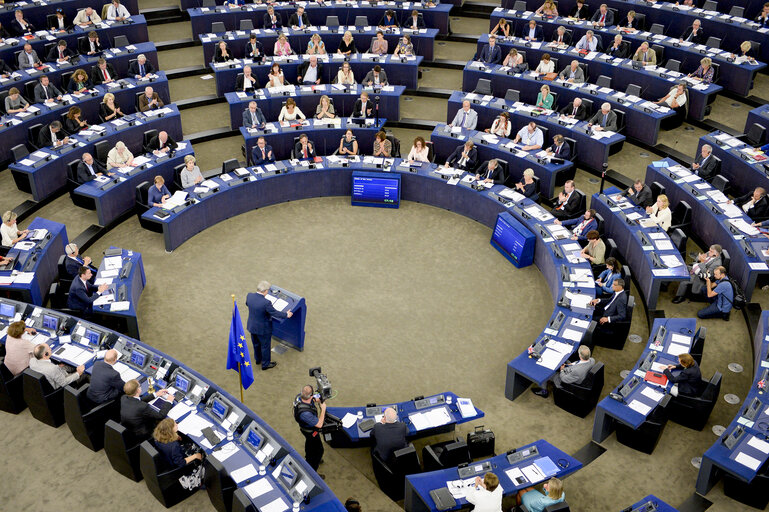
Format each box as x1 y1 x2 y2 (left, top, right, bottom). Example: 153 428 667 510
725 277 746 310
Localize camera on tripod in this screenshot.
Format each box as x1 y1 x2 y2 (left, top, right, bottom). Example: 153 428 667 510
309 367 332 401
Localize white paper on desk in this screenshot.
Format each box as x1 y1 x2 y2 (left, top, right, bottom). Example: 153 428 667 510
230 463 259 484
546 340 572 354
628 400 652 415
521 464 546 484
560 328 583 342
666 342 690 356
671 333 691 345
110 301 130 312
537 349 565 370
570 318 589 329
113 361 141 382
341 412 358 429
729 218 760 235
720 203 744 218
210 442 240 463
263 498 289 512
93 294 114 306
569 293 593 310
735 452 761 470
506 467 527 485
167 401 193 421
94 277 113 286
750 262 769 270
641 386 664 403
177 413 213 437
13 272 34 284
54 344 88 365
103 256 122 270
244 478 273 499
426 407 452 427
653 240 674 251
748 436 769 454
163 191 189 210
661 255 684 268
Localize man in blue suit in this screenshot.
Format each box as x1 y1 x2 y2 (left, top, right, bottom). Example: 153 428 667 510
87 349 124 404
523 20 544 41
67 266 110 315
246 281 292 370
589 279 627 337
64 243 95 279
251 137 275 166
478 35 502 65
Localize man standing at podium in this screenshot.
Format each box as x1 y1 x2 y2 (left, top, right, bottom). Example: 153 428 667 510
246 281 292 371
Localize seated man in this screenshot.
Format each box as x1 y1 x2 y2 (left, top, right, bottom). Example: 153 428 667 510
444 140 478 172
17 43 41 70
138 86 164 112
73 6 101 27
288 6 310 28
33 75 63 104
697 266 733 320
624 179 653 207
477 35 502 65
545 134 570 160
558 60 585 83
46 39 74 63
575 30 599 52
532 345 595 398
588 103 618 132
632 41 657 66
591 3 614 27
242 101 266 129
559 98 587 121
120 378 170 440
352 92 374 118
363 65 388 87
252 137 275 166
237 65 260 91
449 100 478 130
297 56 322 85
371 407 408 464
522 19 543 41
91 58 117 85
673 244 722 304
692 144 717 181
67 266 110 315
474 159 506 185
39 121 69 148
107 0 131 21
680 19 705 45
733 187 769 221
588 279 627 336
88 349 125 404
64 242 95 278
76 152 109 184
551 180 580 220
147 131 177 154
79 31 104 56
128 54 155 79
294 133 316 159
29 343 85 389
551 26 571 45
244 34 264 60
664 353 705 397
605 34 628 59
512 122 543 150
555 209 597 242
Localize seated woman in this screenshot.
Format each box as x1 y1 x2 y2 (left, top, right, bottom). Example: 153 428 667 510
620 10 637 30
535 0 558 16
393 35 414 57
278 98 306 122
274 33 293 56
490 18 510 38
336 61 356 85
378 9 399 29
148 175 171 208
64 106 88 134
373 131 392 157
315 95 336 119
407 136 429 162
518 478 565 512
595 257 622 296
535 53 555 74
536 84 554 109
213 40 232 62
370 31 389 55
99 92 124 121
556 208 597 243
581 230 605 268
180 154 203 188
664 353 705 397
515 168 539 201
1 210 28 247
502 48 524 70
338 129 358 156
4 320 37 376
306 33 326 55
267 63 286 87
731 41 757 64
67 68 92 93
152 418 204 488
486 112 511 137
465 473 503 512
688 57 714 83
646 194 672 231
338 31 358 55
5 87 29 114
107 141 135 170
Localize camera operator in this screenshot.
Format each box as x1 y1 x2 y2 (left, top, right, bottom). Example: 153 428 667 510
294 385 326 476
672 244 722 304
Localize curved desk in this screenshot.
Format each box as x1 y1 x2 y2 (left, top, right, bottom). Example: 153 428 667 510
211 54 421 95
200 26 439 63
403 439 582 512
745 104 769 136
325 392 484 448
0 217 67 306
227 85 404 129
697 131 769 199
430 122 575 198
91 247 145 339
696 311 769 501
622 495 679 512
0 0 139 28
446 90 625 172
590 187 689 311
471 34 723 122
0 297 346 512
460 63 673 146
592 318 697 448
644 158 769 301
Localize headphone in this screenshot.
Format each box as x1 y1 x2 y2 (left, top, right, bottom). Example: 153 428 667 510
65 243 77 255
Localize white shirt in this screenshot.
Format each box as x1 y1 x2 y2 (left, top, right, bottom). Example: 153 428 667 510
664 88 687 107
516 126 543 147
278 106 306 121
107 4 131 19
535 60 554 74
1 222 18 246
303 64 318 83
407 145 429 162
465 485 503 512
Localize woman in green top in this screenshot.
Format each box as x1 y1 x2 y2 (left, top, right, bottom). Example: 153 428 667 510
536 84 554 109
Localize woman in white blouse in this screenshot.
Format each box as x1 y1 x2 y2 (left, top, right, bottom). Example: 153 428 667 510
646 194 672 231
267 63 285 87
278 98 306 121
336 61 356 85
535 53 555 74
465 473 503 512
486 112 511 138
407 136 430 163
107 141 135 170
1 211 28 247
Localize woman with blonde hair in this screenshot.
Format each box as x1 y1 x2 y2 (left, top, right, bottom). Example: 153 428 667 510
274 33 293 56
180 154 203 188
107 140 135 170
535 0 558 16
502 48 523 68
153 418 205 489
536 84 554 109
466 472 502 512
646 194 672 231
315 95 336 119
518 477 565 512
515 168 538 200
689 57 714 83
338 31 357 55
306 33 326 54
1 210 28 247
100 92 123 121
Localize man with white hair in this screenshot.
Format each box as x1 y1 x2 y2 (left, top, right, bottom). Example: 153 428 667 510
371 407 408 464
533 345 595 397
64 242 94 278
246 281 293 370
588 102 617 132
558 60 585 83
138 86 163 112
128 54 155 79
29 343 85 389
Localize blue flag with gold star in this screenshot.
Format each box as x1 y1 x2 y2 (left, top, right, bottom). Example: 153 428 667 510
227 301 254 389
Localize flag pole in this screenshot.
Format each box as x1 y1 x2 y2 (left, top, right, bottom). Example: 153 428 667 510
233 294 244 403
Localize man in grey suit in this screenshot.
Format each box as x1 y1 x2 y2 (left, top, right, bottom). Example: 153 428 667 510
242 101 266 129
673 244 723 303
559 60 585 83
33 75 63 104
449 100 478 130
29 343 85 389
363 65 388 87
17 43 42 69
624 179 653 207
588 102 618 132
533 345 595 397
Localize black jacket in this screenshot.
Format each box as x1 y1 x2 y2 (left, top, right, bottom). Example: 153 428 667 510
371 422 408 463
147 134 178 152
297 61 323 83
91 63 117 85
559 103 587 121
475 161 506 184
693 153 718 182
263 12 283 29
87 360 124 403
76 159 107 183
288 12 310 27
446 145 478 171
626 185 653 207
120 394 166 440
735 193 769 221
680 27 706 45
664 362 704 396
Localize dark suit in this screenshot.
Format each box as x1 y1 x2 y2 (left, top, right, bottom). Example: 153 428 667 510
90 63 117 85
664 362 704 396
605 43 629 59
251 145 275 166
245 292 288 368
10 19 35 37
680 27 706 45
297 61 323 84
569 5 589 19
593 291 627 337
120 394 166 440
446 145 478 171
76 159 106 183
551 31 572 46
294 141 316 159
735 193 769 221
128 59 155 77
46 45 74 62
619 17 637 29
589 110 618 132
522 25 544 40
626 185 653 207
405 15 425 29
67 276 101 314
38 125 62 148
244 40 264 59
590 9 614 25
0 59 13 76
371 422 408 463
478 44 502 65
559 103 587 121
33 82 62 103
68 77 92 93
147 134 177 152
236 73 259 91
79 37 104 55
213 45 232 63
288 12 310 27
263 13 283 29
548 142 570 160
88 360 125 404
64 256 83 278
552 191 582 220
475 162 506 184
352 99 373 118
242 107 266 128
693 154 717 182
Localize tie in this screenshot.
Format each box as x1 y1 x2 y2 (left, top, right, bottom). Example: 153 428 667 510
572 107 577 116
261 148 265 159
87 15 91 22
558 36 562 43
44 86 49 99
461 111 467 127
59 49 63 59
605 293 619 311
556 144 561 154
600 13 605 23
103 68 109 81
251 112 256 124
643 52 648 62
298 16 303 27
140 64 144 75
303 147 307 158
602 114 607 127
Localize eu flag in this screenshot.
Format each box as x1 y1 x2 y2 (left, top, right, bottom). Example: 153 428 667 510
227 301 254 390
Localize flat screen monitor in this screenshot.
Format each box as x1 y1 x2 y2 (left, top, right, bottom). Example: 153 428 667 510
42 314 58 331
130 350 146 367
246 429 262 451
211 398 228 421
0 303 14 318
492 215 527 262
84 329 101 346
175 374 190 393
351 172 401 208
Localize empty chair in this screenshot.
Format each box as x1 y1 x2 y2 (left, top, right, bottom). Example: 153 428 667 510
139 440 200 507
0 363 26 414
173 163 185 190
563 136 577 161
721 249 731 273
711 174 729 194
650 181 665 202
668 228 687 255
113 35 129 48
22 369 66 427
48 282 72 311
28 123 44 149
372 443 421 501
211 21 226 33
553 362 604 417
239 19 254 30
94 140 110 165
634 13 646 30
650 23 664 35
64 383 120 451
202 0 215 6
728 6 744 17
423 438 471 472
625 84 642 97
104 420 144 481
614 109 626 132
652 44 664 63
326 15 340 27
386 133 401 158
222 158 239 174
615 394 671 454
204 456 238 512
705 36 721 49
690 326 706 364
580 98 593 114
701 0 718 10
473 78 492 95
513 0 527 10
665 59 681 72
741 123 767 146
669 200 692 232
603 237 618 262
667 371 722 431
521 502 571 512
12 144 29 163
505 88 520 103
596 75 611 89
723 465 769 509
354 16 369 27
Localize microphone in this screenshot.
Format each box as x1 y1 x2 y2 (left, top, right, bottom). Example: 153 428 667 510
374 95 380 126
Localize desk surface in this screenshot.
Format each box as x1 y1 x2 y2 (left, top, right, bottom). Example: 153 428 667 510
92 247 145 316
697 131 769 199
622 495 679 512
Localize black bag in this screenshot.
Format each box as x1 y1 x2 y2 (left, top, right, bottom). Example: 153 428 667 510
466 425 495 459
726 277 746 310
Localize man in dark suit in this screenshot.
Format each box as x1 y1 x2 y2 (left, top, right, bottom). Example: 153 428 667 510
263 6 282 29
605 34 629 59
371 408 408 464
288 6 310 28
67 266 110 315
588 103 618 132
679 19 705 45
624 180 653 207
236 65 260 91
297 56 323 85
128 54 155 79
477 35 502 65
147 131 177 154
33 75 63 104
352 91 374 118
251 137 275 166
589 279 627 337
46 40 75 63
120 379 170 440
244 34 264 60
552 180 581 220
734 187 769 221
246 280 292 370
545 134 570 160
559 98 587 121
444 140 478 171
590 4 614 27
91 58 117 85
551 26 572 46
79 31 104 56
88 350 125 404
64 243 95 278
242 101 266 129
294 133 316 159
39 121 69 148
523 19 544 41
692 144 717 181
10 9 35 37
76 152 110 184
474 159 506 185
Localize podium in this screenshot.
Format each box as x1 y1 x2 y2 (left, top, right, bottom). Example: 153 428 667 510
268 285 307 351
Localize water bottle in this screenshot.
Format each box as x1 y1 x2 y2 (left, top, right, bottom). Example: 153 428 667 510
259 465 266 476
356 411 363 421
293 502 300 512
